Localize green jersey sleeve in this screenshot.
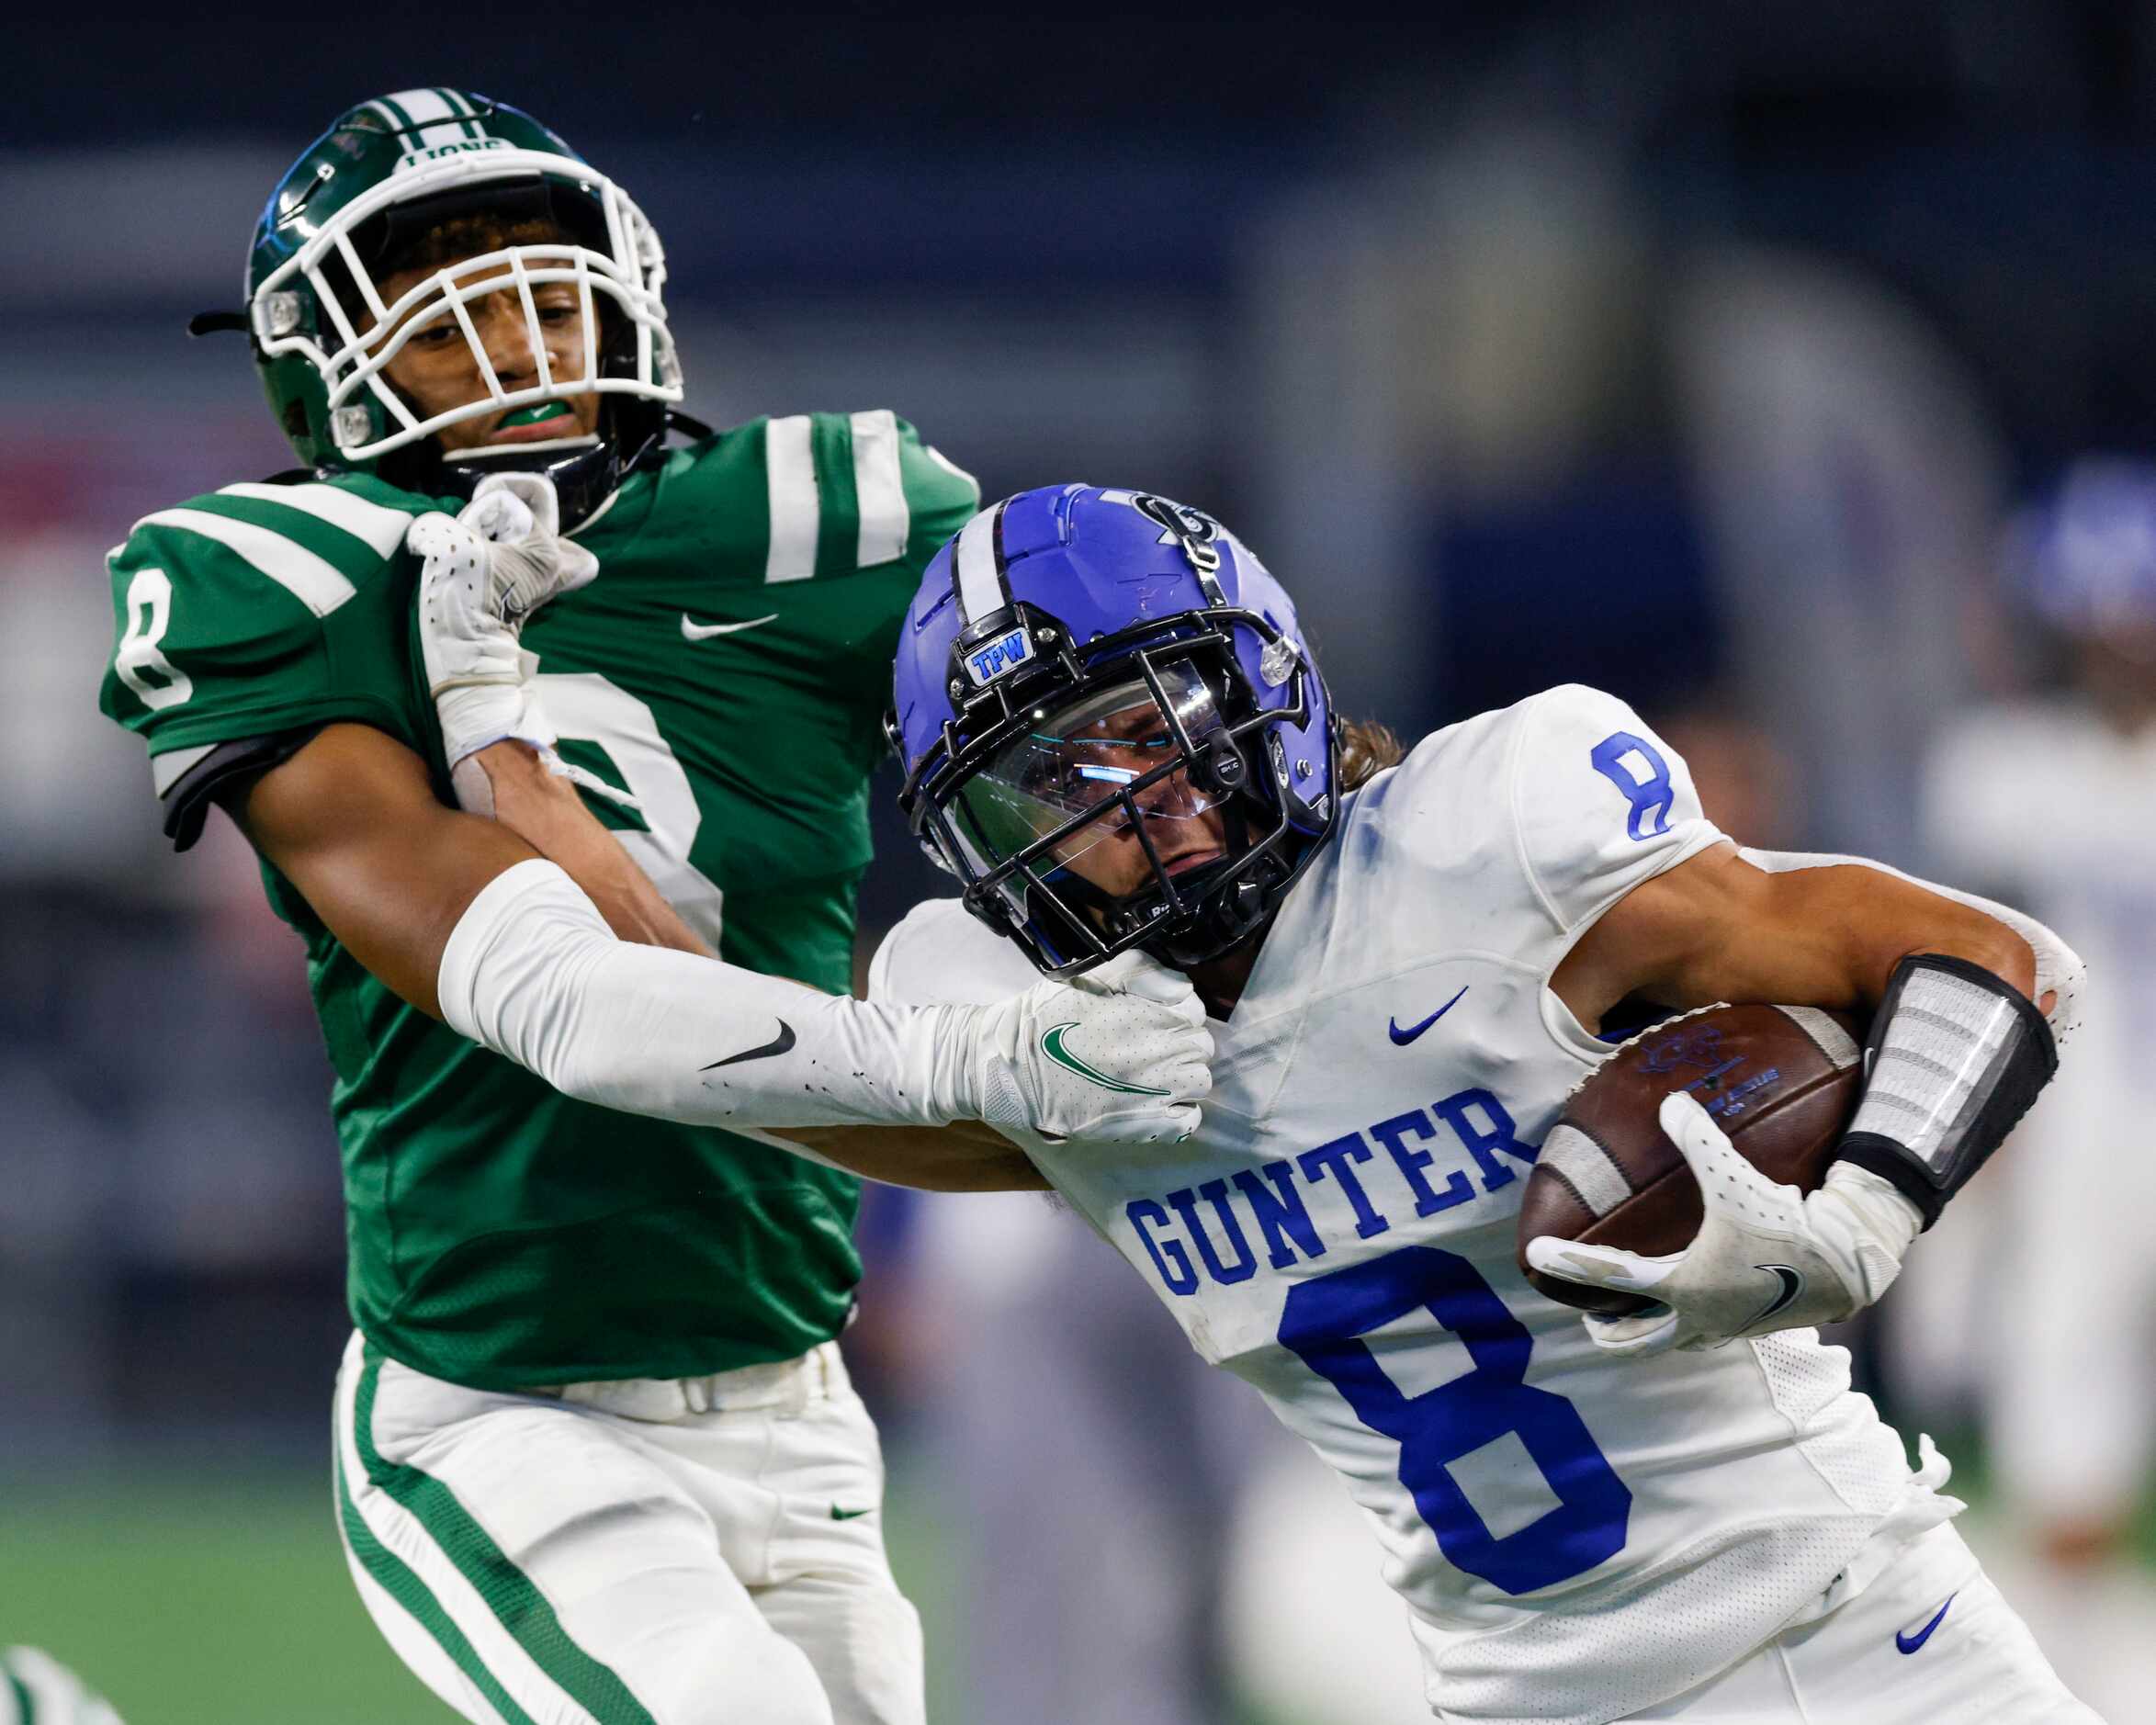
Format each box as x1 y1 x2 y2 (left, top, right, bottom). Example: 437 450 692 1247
765 409 980 708
97 475 443 810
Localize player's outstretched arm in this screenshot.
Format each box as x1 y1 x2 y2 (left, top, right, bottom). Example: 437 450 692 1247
1531 840 2077 1355
239 724 1212 1168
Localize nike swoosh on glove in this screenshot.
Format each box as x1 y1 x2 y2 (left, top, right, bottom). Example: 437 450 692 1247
1525 1090 1923 1359
965 950 1214 1148
412 473 628 815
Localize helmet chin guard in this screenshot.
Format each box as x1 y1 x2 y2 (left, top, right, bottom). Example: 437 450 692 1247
888 485 1338 978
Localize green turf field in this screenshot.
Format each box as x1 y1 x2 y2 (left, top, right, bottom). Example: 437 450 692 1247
3 1466 435 1723
0 1460 974 1724
0 1459 1239 1725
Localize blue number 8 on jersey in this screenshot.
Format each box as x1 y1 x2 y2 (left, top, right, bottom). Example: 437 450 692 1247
1279 1246 1631 1595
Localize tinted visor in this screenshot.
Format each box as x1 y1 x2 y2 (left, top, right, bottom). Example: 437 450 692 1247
952 660 1229 880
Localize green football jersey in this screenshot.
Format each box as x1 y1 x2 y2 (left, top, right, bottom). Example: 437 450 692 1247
98 411 978 1389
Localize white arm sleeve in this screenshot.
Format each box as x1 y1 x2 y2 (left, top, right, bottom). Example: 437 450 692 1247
1738 846 2085 1046
438 859 981 1128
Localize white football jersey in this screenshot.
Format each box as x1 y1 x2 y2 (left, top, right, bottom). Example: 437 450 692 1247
873 684 1949 1725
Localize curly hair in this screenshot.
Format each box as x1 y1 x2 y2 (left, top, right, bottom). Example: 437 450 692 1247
1337 715 1406 792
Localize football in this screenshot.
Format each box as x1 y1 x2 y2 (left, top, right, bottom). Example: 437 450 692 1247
1517 1003 1868 1315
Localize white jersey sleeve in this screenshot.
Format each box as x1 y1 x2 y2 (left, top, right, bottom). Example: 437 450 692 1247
866 896 1040 1009
1507 683 1724 936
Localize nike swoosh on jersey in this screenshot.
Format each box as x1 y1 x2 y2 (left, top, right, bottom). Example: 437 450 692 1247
701 1020 797 1070
681 612 780 641
1739 1264 1807 1332
1389 986 1469 1045
830 1505 874 1521
1895 1594 1956 1654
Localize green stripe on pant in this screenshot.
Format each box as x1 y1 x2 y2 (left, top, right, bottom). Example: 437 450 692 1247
353 1345 658 1724
336 1440 536 1725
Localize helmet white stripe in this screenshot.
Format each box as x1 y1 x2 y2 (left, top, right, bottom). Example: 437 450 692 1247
378 88 468 150
762 415 820 584
850 410 910 568
435 86 486 140
953 502 1009 626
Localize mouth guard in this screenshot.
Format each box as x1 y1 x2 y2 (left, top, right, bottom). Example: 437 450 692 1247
499 401 572 429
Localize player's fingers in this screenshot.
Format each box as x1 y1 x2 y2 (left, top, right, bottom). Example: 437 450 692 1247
1089 1100 1202 1145
1083 951 1209 1024
1164 1053 1213 1100
1582 1305 1682 1359
470 471 560 537
406 510 463 560
1657 1090 1734 1161
556 539 601 593
463 487 536 546
1166 1024 1216 1064
1660 1090 1791 1216
1525 1235 1676 1296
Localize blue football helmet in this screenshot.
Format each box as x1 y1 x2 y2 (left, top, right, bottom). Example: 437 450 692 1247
888 484 1337 976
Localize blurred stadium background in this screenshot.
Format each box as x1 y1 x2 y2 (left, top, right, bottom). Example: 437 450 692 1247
5 3 2155 1719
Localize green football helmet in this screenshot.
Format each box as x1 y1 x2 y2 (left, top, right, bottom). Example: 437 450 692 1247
236 88 683 513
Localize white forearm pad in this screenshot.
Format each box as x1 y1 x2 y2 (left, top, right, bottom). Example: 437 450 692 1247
1736 847 2085 1046
437 859 979 1129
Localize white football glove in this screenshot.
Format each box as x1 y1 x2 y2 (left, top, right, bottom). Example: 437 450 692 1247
1525 1091 1923 1359
963 950 1214 1146
411 473 630 815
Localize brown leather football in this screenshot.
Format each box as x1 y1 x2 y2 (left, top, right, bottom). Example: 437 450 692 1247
1518 1003 1868 1315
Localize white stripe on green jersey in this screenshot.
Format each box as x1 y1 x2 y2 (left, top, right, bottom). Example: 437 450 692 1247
762 414 819 583
216 481 413 558
850 409 910 567
128 507 358 616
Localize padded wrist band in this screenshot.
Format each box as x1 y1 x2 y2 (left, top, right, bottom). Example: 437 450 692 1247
1834 953 2058 1228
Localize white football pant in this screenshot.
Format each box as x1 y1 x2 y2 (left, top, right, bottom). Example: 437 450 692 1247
333 1332 923 1725
1625 1525 2101 1722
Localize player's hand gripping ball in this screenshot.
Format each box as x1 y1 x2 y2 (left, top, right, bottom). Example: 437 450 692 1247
1515 1004 1866 1318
